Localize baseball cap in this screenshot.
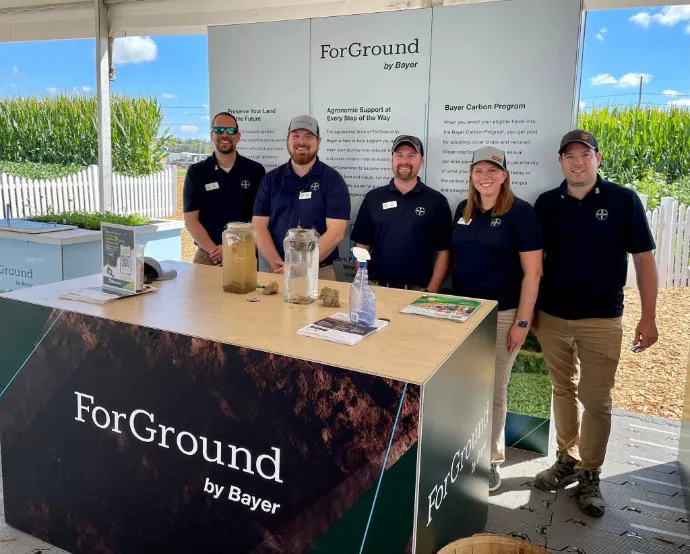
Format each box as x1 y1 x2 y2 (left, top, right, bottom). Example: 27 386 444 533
392 135 424 157
144 258 177 282
471 146 507 169
558 129 598 154
288 115 319 136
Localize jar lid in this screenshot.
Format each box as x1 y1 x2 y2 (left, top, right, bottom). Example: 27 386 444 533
225 222 254 230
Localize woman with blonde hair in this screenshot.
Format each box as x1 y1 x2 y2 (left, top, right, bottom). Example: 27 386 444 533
451 146 543 492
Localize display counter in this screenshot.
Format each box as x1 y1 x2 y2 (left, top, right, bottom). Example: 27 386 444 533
0 261 497 554
0 219 184 292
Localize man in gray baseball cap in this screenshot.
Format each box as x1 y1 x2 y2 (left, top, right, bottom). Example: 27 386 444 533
253 115 350 280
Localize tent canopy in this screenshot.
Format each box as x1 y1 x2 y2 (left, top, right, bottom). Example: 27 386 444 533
0 0 687 42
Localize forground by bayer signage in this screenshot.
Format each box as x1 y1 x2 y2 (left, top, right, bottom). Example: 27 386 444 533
0 263 35 290
319 38 420 59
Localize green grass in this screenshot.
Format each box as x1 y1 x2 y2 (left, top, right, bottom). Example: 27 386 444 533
30 211 152 231
0 161 86 180
507 373 552 419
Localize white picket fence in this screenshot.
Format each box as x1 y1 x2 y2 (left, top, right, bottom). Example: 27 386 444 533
0 164 177 220
627 194 690 288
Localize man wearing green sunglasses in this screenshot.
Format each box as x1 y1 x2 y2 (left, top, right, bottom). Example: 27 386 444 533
183 111 266 265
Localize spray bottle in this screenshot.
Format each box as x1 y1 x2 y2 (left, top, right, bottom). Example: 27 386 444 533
349 247 376 326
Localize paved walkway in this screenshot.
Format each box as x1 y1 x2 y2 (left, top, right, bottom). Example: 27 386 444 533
2 410 688 553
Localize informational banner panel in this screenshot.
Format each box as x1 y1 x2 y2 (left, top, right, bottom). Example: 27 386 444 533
426 0 582 209
310 10 432 217
208 20 310 172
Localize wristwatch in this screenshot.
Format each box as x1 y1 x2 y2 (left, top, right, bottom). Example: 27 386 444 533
516 319 529 328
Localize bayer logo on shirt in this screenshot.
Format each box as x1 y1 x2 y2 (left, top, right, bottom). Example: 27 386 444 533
491 218 502 227
415 207 426 217
596 209 609 221
240 180 251 190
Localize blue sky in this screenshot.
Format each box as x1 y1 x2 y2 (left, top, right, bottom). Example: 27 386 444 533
0 5 689 140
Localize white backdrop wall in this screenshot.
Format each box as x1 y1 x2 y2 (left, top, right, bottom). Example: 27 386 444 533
208 0 582 219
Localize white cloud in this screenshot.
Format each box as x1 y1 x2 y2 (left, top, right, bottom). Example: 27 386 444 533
82 86 92 93
9 83 16 89
596 27 608 40
112 36 157 65
589 72 652 88
579 101 586 110
12 66 27 78
631 7 690 31
652 6 690 26
663 89 680 96
202 103 209 109
180 125 199 133
629 12 652 28
200 115 210 121
616 72 652 88
590 73 618 86
668 98 690 107
46 87 58 96
161 92 177 100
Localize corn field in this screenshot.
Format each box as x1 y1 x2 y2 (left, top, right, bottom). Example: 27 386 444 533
579 106 690 185
0 94 175 176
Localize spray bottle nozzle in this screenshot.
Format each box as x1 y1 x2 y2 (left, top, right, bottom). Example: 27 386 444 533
352 246 371 263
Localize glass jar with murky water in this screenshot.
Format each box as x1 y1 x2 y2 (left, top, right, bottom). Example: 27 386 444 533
222 222 257 294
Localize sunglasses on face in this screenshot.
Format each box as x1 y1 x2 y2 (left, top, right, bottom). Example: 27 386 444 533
212 126 238 135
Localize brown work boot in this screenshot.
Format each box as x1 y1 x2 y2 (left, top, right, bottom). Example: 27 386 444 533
534 451 578 491
577 469 605 517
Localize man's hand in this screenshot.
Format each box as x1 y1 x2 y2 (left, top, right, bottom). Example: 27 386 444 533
272 260 285 274
209 245 223 265
508 324 528 354
633 316 658 352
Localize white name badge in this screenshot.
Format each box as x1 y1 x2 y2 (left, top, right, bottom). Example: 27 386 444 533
205 182 220 191
458 218 472 225
299 191 312 200
382 201 397 210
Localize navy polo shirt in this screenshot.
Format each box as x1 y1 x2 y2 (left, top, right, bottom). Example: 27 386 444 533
351 179 452 288
534 176 655 319
452 197 542 311
253 157 351 265
183 153 266 245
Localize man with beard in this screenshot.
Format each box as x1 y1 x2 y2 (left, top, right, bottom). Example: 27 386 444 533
253 115 350 280
183 111 266 265
350 135 452 291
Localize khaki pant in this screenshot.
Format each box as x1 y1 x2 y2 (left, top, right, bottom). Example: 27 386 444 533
536 311 623 470
492 309 522 465
193 249 216 266
318 265 336 281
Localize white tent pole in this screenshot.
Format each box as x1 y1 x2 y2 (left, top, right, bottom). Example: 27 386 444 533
95 0 113 212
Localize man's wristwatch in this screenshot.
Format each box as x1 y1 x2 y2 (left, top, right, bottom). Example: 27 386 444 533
516 319 529 328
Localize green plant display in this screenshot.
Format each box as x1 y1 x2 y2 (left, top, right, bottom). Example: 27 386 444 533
0 161 86 180
0 94 176 176
30 211 152 231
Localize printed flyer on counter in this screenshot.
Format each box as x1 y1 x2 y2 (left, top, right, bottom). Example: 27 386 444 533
101 223 138 296
298 312 389 345
401 295 481 323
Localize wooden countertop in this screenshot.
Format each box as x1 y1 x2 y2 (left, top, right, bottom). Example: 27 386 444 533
1 262 496 385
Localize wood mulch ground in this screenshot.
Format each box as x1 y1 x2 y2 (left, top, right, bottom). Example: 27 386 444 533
171 169 690 420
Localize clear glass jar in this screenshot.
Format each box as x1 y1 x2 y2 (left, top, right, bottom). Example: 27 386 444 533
222 222 257 294
283 227 320 304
